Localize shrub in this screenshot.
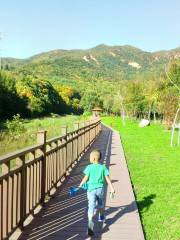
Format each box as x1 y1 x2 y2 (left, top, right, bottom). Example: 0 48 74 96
6 114 25 138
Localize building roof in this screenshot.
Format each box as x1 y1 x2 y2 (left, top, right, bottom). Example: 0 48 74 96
92 107 102 111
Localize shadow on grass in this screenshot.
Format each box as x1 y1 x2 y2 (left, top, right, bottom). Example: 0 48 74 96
137 194 156 239
137 194 156 213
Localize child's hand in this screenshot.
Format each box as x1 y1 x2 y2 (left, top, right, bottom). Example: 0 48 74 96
109 191 115 199
109 187 115 198
110 188 115 194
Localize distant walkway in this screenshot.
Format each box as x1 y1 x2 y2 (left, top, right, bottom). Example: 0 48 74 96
20 125 144 240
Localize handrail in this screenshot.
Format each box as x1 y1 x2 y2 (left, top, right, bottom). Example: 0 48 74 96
0 119 101 240
0 143 43 164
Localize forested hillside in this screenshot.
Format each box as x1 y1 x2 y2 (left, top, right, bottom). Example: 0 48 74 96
0 44 180 125
3 44 180 83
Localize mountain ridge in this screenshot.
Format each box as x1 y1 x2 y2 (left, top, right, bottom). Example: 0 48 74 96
2 44 180 60
2 44 180 85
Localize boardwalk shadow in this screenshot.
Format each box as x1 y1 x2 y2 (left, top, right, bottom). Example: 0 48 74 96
20 126 113 240
111 179 118 183
109 163 116 166
100 194 156 236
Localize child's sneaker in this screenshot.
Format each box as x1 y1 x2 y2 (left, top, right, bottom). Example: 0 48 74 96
98 214 105 222
87 228 94 236
93 208 97 216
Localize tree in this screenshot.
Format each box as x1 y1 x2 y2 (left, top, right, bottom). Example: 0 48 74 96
81 90 103 112
16 76 67 117
103 95 114 114
124 81 146 118
159 60 180 127
0 71 28 119
54 85 82 114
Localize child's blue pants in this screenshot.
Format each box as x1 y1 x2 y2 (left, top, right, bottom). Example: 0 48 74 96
87 187 104 230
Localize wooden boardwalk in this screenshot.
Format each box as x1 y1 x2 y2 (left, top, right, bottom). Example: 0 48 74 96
20 125 145 240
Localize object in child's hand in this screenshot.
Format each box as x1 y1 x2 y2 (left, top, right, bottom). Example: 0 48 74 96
69 184 88 197
69 187 79 196
110 192 115 199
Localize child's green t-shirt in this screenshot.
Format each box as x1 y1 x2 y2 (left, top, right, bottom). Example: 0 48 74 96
83 163 109 192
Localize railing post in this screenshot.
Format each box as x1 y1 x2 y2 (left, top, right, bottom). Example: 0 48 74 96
74 122 79 130
37 130 47 204
89 121 92 144
61 126 68 175
1 163 8 174
83 122 87 150
20 155 26 229
1 163 9 239
74 123 79 160
61 126 68 137
85 121 89 146
82 122 86 151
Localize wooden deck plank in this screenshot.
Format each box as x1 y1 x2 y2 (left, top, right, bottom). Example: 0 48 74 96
19 125 144 240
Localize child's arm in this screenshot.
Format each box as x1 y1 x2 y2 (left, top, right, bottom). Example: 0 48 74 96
105 176 115 193
79 175 89 188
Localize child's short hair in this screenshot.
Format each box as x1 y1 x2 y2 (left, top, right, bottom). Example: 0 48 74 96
90 149 102 163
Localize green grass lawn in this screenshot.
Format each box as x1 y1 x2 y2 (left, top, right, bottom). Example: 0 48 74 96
103 117 180 240
0 115 87 156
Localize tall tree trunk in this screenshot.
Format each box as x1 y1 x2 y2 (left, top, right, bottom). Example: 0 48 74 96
148 108 151 120
153 111 156 122
170 108 180 146
121 107 125 126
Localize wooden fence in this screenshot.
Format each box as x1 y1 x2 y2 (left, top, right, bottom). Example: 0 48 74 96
0 120 101 240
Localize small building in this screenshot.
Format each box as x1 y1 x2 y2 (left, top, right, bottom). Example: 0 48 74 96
92 107 102 118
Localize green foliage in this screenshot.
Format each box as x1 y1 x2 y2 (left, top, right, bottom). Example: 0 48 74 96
3 44 177 83
166 61 180 88
100 60 179 125
157 61 180 126
82 111 91 117
6 114 25 138
0 71 28 119
0 47 180 125
103 96 114 114
0 70 83 120
54 84 82 114
16 76 68 117
81 90 103 112
124 81 146 116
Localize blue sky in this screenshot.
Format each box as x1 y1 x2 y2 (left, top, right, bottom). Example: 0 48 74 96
0 0 179 58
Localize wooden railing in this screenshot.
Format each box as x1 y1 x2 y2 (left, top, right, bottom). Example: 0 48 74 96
0 120 101 240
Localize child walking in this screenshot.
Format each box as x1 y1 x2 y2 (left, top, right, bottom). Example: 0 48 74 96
79 149 115 237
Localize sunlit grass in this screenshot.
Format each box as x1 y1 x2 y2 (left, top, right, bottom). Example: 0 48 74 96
0 115 87 156
103 117 180 240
